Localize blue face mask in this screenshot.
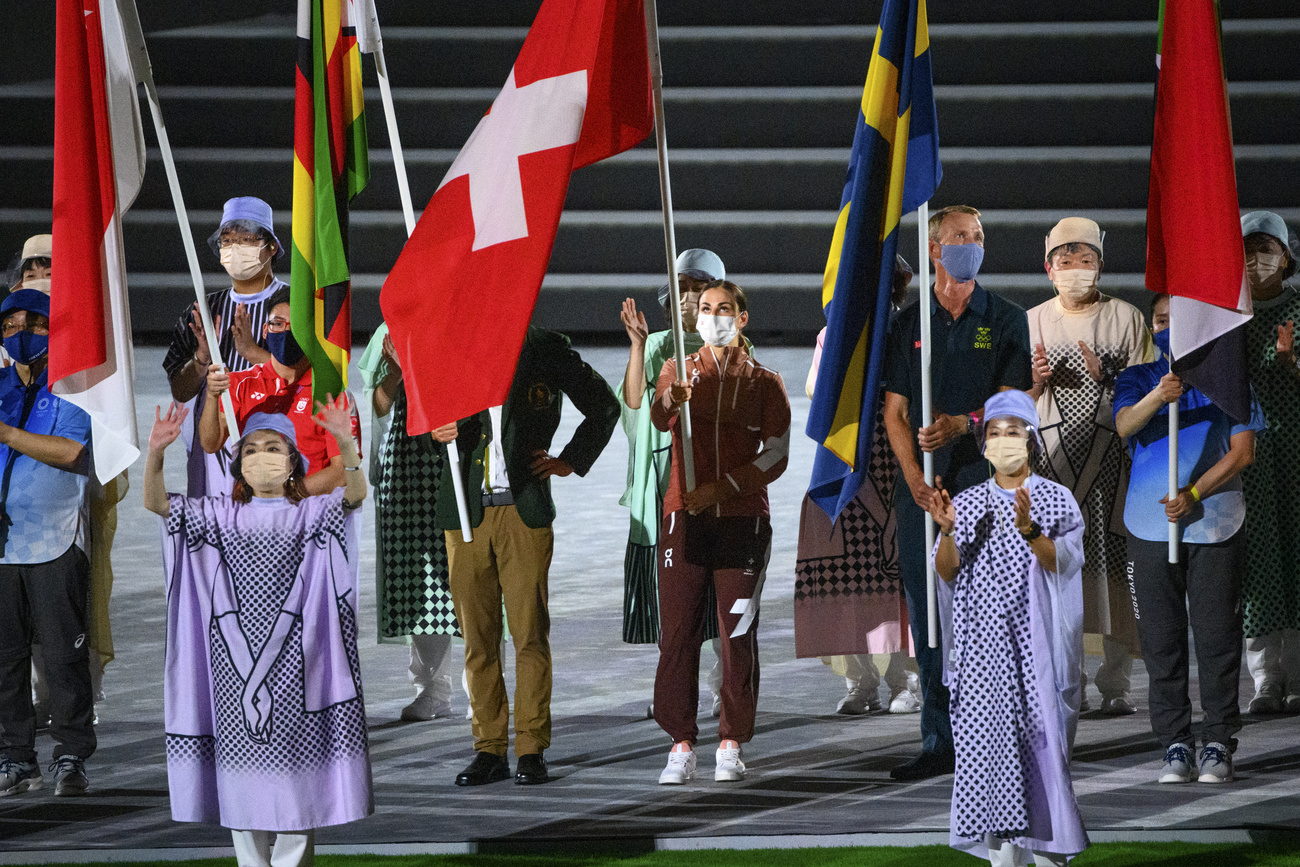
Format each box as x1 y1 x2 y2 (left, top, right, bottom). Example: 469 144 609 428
1152 327 1171 359
3 331 48 366
940 243 985 282
266 329 304 366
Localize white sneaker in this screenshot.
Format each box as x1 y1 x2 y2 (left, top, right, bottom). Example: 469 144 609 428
889 673 922 714
658 746 696 785
400 691 453 722
715 744 746 781
836 687 880 715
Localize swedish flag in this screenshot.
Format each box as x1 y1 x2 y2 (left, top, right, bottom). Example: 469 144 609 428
806 0 941 520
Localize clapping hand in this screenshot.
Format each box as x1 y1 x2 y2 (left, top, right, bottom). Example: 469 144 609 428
1014 485 1033 534
1032 342 1052 385
1277 320 1295 367
927 475 956 535
1079 341 1103 382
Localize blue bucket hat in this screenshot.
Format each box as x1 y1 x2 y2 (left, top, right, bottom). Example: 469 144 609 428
984 389 1040 430
1 288 51 319
238 412 307 474
658 248 726 309
1241 211 1288 247
213 196 285 259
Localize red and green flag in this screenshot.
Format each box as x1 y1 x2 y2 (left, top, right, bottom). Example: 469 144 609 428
291 0 370 403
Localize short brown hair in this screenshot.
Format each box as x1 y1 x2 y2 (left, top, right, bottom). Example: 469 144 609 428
701 279 748 314
927 205 982 241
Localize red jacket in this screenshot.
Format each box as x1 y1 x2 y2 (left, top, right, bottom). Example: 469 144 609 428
652 344 791 518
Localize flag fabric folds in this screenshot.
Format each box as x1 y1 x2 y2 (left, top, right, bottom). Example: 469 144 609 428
49 0 146 483
291 0 371 405
1146 0 1252 422
806 0 941 521
380 0 653 436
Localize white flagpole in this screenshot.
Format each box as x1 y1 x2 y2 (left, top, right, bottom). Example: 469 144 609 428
361 2 473 542
1167 311 1179 564
645 0 695 492
116 0 240 440
918 202 938 648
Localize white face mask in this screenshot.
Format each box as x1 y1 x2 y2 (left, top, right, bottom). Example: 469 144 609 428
220 244 267 282
1052 268 1099 302
1246 252 1285 289
241 451 292 492
22 278 51 295
696 313 739 347
984 436 1029 475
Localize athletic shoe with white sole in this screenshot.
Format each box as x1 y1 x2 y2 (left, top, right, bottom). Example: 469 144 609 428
715 744 746 782
889 673 922 714
836 687 881 715
400 691 454 722
0 759 43 796
1197 743 1234 783
1100 696 1137 716
709 692 722 718
51 755 89 797
658 746 696 785
1248 683 1284 715
1158 743 1194 784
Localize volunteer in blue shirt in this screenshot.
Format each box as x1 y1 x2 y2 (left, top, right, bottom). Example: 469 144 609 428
0 290 95 798
1114 292 1264 786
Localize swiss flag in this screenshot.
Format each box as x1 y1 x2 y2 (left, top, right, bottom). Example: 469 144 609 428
380 0 652 434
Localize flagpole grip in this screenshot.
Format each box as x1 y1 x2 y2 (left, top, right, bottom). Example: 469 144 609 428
645 0 693 492
130 21 241 441
916 202 939 649
445 440 473 544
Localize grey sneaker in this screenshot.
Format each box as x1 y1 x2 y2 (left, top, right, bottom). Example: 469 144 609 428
50 755 88 797
1158 743 1194 783
1197 743 1234 783
1248 683 1284 715
0 759 43 796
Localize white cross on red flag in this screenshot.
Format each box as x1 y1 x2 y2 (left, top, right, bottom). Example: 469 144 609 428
381 0 653 434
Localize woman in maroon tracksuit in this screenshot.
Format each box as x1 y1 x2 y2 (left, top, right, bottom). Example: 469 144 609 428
649 280 791 785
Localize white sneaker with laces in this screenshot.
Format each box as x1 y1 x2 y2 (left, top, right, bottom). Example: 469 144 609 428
1158 743 1194 784
658 746 696 785
1197 742 1234 783
400 691 453 721
836 687 880 715
889 672 922 714
715 744 746 781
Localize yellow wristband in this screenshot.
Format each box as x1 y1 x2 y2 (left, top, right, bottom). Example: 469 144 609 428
1189 485 1201 502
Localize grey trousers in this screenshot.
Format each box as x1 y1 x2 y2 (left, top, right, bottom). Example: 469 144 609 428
0 545 96 762
1126 532 1243 751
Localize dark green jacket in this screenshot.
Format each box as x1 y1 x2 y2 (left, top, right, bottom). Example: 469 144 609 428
434 327 619 530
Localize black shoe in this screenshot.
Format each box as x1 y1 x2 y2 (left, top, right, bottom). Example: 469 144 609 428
890 751 955 781
455 751 510 786
515 752 549 785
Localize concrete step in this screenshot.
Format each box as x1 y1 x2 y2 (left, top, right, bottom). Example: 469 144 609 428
8 207 1298 289
4 81 1297 150
6 145 1299 215
142 19 1300 88
121 269 1158 339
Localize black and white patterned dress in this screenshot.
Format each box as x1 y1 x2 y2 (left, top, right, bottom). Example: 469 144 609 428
374 385 459 639
936 476 1088 860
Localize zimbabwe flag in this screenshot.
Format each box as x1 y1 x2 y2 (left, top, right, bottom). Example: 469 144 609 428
291 0 370 403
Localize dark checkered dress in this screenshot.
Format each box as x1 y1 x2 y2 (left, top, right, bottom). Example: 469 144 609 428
374 385 459 639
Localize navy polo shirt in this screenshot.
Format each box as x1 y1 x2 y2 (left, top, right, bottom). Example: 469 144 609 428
884 282 1033 493
0 367 92 565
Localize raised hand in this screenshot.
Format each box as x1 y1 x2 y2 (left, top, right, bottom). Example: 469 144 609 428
927 475 956 534
230 304 258 358
1014 485 1033 534
1032 342 1052 385
149 402 191 451
1277 320 1295 367
620 298 650 347
188 309 221 366
312 393 354 441
381 332 401 373
1078 340 1103 382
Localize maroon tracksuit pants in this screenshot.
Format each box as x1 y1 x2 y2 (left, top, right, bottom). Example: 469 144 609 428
654 510 772 745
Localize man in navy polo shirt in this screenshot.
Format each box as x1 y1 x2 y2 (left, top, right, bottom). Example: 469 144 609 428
882 205 1033 780
1115 293 1263 786
0 290 95 798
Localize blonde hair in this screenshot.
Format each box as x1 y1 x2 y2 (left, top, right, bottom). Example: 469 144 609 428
927 205 982 241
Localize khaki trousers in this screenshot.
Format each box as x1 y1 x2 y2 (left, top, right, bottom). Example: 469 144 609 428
446 505 554 757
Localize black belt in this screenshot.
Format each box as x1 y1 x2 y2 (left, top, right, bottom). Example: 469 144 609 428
482 490 514 507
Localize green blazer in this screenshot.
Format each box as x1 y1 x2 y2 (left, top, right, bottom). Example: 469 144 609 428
435 327 619 530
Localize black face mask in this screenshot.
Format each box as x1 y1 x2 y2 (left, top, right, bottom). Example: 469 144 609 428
267 329 305 366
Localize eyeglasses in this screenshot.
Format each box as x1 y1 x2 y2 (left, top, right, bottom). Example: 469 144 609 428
216 236 266 249
265 318 291 333
1 319 49 337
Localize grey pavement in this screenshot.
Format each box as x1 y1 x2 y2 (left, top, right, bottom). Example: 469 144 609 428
2 345 1298 857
